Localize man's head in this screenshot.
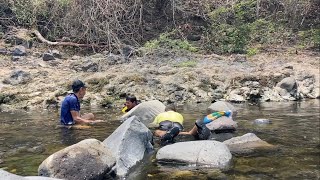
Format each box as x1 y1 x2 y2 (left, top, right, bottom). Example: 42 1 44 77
165 104 176 112
125 95 138 110
72 80 87 99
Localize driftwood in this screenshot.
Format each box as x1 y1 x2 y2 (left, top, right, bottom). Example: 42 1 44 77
32 29 103 47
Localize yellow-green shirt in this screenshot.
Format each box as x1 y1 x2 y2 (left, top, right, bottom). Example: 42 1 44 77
152 111 184 125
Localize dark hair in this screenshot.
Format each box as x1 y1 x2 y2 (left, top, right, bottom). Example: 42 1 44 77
126 95 137 103
165 104 176 111
72 80 86 93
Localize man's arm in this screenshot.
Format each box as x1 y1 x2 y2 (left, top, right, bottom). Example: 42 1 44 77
71 110 95 124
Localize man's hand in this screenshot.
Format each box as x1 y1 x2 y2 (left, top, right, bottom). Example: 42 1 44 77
89 120 104 124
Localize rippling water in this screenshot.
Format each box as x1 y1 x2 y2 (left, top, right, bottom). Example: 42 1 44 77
0 100 319 179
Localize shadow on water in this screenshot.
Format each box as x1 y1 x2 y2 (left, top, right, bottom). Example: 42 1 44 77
0 100 319 179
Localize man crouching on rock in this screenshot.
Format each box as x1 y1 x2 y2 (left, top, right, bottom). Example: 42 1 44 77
149 104 184 146
60 80 102 125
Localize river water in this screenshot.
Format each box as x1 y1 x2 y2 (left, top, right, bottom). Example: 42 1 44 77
0 100 319 179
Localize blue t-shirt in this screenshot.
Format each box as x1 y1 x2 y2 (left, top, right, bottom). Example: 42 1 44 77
60 93 80 125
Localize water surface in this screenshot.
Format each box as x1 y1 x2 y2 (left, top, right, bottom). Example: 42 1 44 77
0 100 319 179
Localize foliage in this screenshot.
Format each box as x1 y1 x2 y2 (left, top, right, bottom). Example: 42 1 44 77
247 47 259 56
144 31 198 52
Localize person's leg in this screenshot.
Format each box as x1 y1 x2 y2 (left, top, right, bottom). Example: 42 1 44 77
81 113 95 120
157 121 180 145
154 129 167 137
179 125 198 136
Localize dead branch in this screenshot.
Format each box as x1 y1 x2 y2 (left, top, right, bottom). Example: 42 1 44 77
32 29 101 47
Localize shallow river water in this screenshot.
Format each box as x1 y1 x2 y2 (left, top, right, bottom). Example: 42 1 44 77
0 100 319 179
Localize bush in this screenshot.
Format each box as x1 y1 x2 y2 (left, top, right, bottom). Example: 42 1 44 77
144 31 198 52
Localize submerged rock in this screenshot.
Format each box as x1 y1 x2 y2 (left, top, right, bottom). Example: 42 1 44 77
223 133 276 155
253 118 272 125
103 116 153 176
38 139 115 180
156 140 232 169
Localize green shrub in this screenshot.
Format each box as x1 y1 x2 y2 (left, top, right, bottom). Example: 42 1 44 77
144 31 198 52
247 47 259 56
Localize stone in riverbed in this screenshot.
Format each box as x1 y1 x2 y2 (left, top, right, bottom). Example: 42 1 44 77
253 118 272 125
156 141 232 169
103 116 153 177
38 139 115 180
120 100 165 126
223 133 276 155
207 101 237 119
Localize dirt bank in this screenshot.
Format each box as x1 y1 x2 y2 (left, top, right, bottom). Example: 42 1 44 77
0 40 319 111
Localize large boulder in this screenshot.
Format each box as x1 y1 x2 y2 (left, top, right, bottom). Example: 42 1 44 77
223 133 276 155
156 141 232 169
25 176 62 180
0 169 25 180
275 77 298 100
0 169 62 180
38 139 116 180
103 116 153 176
207 101 237 119
205 116 237 131
120 100 165 125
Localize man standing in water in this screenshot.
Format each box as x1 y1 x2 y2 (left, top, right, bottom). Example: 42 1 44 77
60 80 101 125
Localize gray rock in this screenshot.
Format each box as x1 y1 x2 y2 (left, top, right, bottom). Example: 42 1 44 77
206 116 237 131
156 141 232 169
0 48 9 55
103 116 153 176
42 53 55 61
122 46 134 58
51 50 62 59
0 169 25 180
227 93 245 103
223 133 276 155
12 46 26 56
276 77 298 99
207 101 237 119
106 54 126 65
3 70 31 85
26 145 45 154
120 100 165 125
11 56 23 61
25 176 62 180
81 61 99 72
38 139 115 180
253 119 272 125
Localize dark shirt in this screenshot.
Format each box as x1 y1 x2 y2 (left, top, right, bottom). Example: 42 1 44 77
60 93 80 125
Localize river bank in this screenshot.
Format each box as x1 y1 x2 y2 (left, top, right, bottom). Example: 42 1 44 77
0 32 319 111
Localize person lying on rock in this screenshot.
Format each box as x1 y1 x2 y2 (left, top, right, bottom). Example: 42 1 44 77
121 95 140 113
60 80 103 125
148 104 184 146
179 110 232 140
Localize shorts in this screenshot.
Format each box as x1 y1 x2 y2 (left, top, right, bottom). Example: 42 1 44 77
158 120 183 131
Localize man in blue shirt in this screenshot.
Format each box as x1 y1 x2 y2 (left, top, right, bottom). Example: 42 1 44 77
60 80 101 125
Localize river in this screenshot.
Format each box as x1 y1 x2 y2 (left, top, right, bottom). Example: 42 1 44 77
0 100 319 179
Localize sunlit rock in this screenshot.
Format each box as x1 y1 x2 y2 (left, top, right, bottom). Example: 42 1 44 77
103 116 153 176
120 100 165 125
223 133 276 155
156 141 232 169
38 139 115 180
